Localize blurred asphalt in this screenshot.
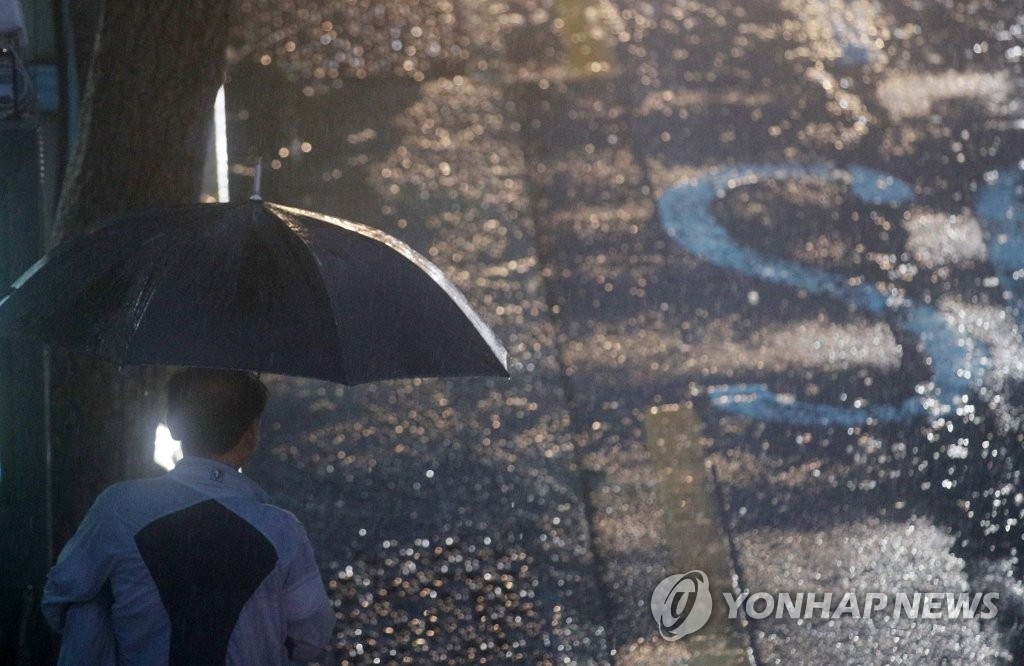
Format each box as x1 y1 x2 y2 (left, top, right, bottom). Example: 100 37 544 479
227 0 1024 663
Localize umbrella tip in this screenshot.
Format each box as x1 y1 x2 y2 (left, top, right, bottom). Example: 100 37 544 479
250 158 263 202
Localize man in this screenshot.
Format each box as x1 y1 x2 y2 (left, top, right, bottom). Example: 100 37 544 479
42 368 335 664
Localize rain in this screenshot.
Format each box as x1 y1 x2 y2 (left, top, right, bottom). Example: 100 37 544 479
215 0 1024 662
5 0 1022 663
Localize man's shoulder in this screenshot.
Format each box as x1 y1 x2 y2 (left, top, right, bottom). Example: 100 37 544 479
226 497 305 533
220 499 313 556
89 474 206 529
93 475 164 505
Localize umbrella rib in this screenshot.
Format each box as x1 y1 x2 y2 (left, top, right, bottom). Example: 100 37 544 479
267 205 351 383
271 203 509 373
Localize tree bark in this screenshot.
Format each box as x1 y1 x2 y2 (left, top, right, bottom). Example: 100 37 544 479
50 0 231 548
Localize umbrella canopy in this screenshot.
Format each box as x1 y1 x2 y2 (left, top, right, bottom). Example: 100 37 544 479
0 200 509 385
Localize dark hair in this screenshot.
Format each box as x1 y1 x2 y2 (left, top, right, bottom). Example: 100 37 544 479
165 368 268 457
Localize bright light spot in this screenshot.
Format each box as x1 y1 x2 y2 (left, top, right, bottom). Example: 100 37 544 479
154 425 182 471
214 86 229 202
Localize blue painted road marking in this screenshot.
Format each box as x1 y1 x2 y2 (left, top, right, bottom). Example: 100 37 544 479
658 163 1017 428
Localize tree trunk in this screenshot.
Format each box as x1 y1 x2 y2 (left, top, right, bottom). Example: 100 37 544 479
50 0 231 548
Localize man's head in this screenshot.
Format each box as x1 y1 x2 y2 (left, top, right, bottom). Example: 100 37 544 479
165 368 268 458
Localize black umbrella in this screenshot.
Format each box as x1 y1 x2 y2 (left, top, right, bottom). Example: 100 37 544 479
0 200 509 385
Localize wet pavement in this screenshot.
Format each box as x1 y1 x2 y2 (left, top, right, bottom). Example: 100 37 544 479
226 0 1024 663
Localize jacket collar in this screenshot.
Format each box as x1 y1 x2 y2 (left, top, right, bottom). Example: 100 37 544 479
168 456 270 503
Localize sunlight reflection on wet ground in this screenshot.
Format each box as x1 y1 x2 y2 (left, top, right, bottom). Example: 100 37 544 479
228 0 1024 662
